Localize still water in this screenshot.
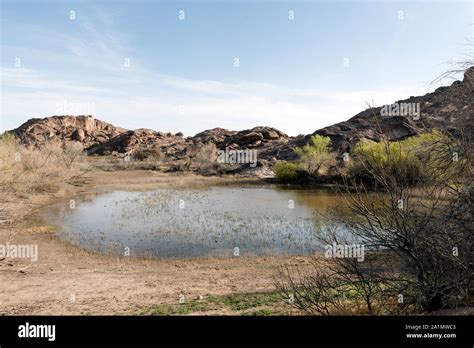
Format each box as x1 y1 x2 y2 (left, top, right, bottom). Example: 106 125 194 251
43 186 348 259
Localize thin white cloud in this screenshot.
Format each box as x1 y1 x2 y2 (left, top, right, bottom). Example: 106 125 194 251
0 3 434 136
0 68 125 95
0 70 424 136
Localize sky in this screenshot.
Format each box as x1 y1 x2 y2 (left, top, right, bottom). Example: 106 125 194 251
1 0 473 136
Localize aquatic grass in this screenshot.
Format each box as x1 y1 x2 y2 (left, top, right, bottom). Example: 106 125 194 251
45 186 347 259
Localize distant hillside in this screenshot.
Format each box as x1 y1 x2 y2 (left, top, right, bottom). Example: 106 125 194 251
10 115 298 168
9 67 473 166
11 115 127 149
313 67 473 152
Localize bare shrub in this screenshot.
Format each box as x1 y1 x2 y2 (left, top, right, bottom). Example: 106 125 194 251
131 147 164 170
277 253 402 315
55 141 85 169
0 133 89 194
132 147 163 162
278 105 473 314
167 159 191 172
193 143 220 175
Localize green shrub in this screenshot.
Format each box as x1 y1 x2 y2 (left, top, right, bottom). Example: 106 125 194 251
274 161 301 180
294 135 331 157
293 135 337 176
348 131 458 183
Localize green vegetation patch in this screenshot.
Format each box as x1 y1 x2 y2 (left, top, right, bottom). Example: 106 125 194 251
274 161 301 180
348 131 464 183
275 135 337 180
139 291 290 316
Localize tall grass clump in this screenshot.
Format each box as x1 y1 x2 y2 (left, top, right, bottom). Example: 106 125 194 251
0 132 88 195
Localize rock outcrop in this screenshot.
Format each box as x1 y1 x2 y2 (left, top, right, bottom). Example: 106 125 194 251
11 115 126 149
85 128 187 157
85 125 295 162
313 67 474 152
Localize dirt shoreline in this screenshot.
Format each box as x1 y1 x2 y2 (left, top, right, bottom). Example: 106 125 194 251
0 170 312 315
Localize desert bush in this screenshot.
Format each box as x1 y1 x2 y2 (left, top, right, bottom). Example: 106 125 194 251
55 141 84 169
347 132 458 184
0 132 18 170
167 159 191 172
277 253 400 315
132 147 163 162
130 147 164 170
349 140 421 183
279 126 473 314
274 161 301 180
193 143 221 175
293 135 337 176
0 133 88 194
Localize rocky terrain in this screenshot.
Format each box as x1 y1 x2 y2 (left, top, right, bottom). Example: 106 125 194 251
12 115 127 149
8 67 473 171
314 67 473 152
10 116 301 169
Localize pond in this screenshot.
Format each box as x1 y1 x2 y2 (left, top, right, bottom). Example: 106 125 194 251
42 185 349 259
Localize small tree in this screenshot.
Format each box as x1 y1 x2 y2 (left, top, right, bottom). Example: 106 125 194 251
56 141 84 169
278 117 473 314
293 135 337 176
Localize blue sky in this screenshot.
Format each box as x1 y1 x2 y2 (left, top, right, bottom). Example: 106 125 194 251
1 0 473 135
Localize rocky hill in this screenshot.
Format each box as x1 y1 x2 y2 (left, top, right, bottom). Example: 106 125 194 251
313 67 473 152
10 115 298 166
86 125 298 163
11 115 127 149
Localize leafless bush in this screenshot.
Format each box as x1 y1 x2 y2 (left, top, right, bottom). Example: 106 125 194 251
193 143 221 175
278 92 473 314
167 159 191 172
0 133 89 194
132 147 164 162
55 141 85 169
131 147 164 170
277 254 401 315
432 43 473 86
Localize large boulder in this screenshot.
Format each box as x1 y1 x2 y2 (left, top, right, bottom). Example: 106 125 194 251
192 128 236 144
71 129 85 142
234 132 264 146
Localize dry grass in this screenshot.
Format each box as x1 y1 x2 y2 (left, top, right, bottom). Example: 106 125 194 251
0 132 89 196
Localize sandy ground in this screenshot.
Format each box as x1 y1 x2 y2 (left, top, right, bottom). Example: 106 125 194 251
0 171 311 315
